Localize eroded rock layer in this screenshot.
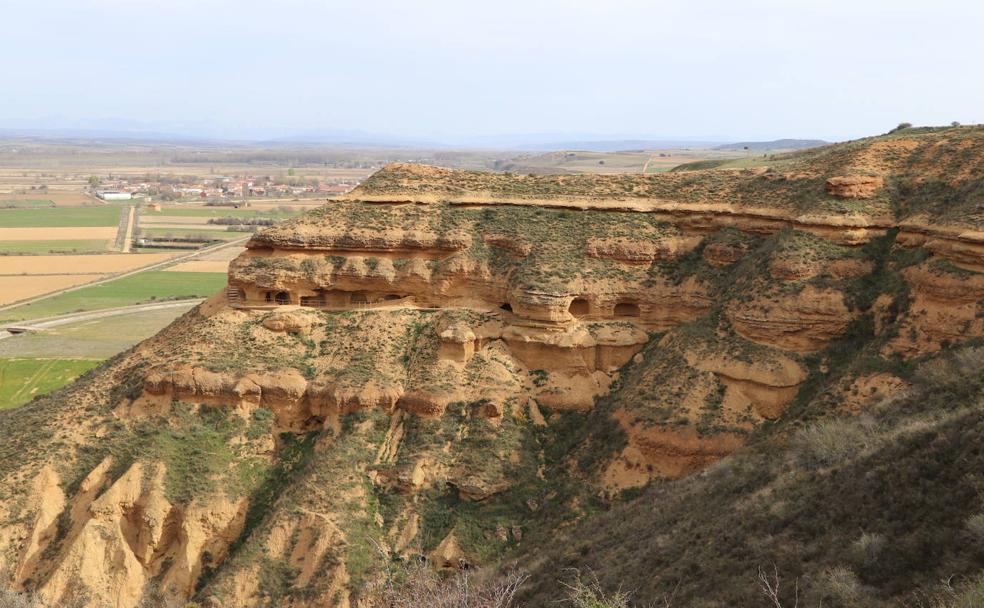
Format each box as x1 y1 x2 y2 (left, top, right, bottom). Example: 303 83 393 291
3 126 984 607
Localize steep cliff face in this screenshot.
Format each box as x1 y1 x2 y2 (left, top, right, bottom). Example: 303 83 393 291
2 126 984 607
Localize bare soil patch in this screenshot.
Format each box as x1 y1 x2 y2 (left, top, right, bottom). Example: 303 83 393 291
163 260 232 273
195 246 245 261
0 275 107 305
0 253 178 275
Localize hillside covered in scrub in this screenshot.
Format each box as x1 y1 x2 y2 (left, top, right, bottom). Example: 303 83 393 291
2 125 984 607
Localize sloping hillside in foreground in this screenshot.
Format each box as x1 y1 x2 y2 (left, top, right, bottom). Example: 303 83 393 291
1 125 984 607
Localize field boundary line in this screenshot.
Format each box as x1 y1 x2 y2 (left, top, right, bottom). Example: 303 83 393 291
0 236 247 313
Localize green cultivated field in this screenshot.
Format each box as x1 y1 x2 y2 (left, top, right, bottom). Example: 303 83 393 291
141 227 250 240
0 306 195 359
0 206 122 227
0 199 56 209
157 207 301 218
0 358 100 409
0 239 111 254
0 271 227 321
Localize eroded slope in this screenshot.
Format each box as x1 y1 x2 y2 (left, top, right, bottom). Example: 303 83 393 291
1 126 984 607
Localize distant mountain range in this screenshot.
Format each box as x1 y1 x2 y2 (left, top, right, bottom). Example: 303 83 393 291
0 124 828 153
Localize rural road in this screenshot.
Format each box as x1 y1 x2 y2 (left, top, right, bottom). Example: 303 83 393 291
0 236 247 314
120 205 136 252
0 299 202 341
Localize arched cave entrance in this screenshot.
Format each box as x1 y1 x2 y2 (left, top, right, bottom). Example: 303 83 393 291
499 303 513 312
614 301 640 317
569 298 590 316
274 291 291 305
383 294 403 301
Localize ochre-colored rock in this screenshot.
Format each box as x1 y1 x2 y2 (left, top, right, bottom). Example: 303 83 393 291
824 175 884 199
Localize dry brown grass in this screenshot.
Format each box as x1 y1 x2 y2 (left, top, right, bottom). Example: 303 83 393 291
0 275 107 305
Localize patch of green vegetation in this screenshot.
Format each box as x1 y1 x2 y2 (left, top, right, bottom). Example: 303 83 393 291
0 271 226 322
0 199 57 209
0 358 100 409
141 227 249 240
529 369 549 387
236 432 318 545
74 403 256 505
669 158 735 172
0 206 121 227
156 207 301 218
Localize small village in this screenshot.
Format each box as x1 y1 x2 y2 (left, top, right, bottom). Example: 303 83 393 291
93 173 359 204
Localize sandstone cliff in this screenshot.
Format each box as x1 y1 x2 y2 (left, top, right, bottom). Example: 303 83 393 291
2 125 984 607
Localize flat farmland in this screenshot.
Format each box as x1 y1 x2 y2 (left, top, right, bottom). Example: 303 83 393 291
0 205 121 227
140 222 240 231
0 199 57 209
154 206 303 218
0 192 95 206
0 227 118 241
0 358 100 409
164 244 245 273
139 227 249 240
0 203 123 254
0 270 227 321
0 240 112 254
0 252 177 274
0 275 109 306
164 260 233 272
0 304 197 359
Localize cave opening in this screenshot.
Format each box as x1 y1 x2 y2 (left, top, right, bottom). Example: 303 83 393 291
569 298 590 316
614 301 640 317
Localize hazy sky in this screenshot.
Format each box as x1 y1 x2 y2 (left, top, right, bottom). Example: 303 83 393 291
2 0 982 143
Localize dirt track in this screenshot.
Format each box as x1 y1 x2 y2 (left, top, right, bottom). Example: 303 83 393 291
0 300 203 341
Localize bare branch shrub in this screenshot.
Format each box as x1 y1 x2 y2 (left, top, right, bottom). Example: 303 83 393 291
792 418 871 467
561 569 633 608
758 564 798 608
816 566 864 607
848 531 886 569
363 559 526 608
906 574 984 608
917 347 984 392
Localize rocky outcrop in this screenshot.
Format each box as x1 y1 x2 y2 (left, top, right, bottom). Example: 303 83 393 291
604 417 746 486
585 235 701 263
825 175 884 199
883 262 984 357
21 461 246 608
727 285 856 352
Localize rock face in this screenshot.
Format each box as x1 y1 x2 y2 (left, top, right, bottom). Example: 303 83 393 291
825 175 884 199
727 285 855 352
4 127 984 608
